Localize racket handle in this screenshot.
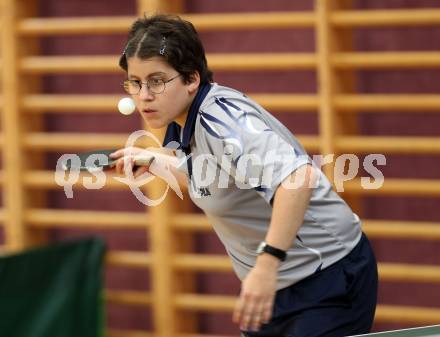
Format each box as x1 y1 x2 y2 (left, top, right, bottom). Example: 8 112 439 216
133 155 155 167
133 152 182 168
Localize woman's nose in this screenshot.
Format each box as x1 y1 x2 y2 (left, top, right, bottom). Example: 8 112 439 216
139 85 154 100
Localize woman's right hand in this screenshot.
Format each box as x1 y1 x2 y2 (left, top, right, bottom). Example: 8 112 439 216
110 146 188 191
110 147 154 179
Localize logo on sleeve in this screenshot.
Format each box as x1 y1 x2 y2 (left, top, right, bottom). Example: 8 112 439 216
190 179 211 198
199 187 211 197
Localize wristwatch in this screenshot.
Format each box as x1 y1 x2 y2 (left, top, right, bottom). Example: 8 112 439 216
256 241 287 262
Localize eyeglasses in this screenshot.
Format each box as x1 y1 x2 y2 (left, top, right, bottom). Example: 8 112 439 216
123 74 181 95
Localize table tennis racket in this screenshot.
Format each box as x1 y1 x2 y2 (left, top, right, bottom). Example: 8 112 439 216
61 149 155 172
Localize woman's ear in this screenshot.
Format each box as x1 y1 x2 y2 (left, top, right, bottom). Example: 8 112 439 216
187 71 201 94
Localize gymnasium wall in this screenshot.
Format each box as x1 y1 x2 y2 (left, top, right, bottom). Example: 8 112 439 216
0 0 439 336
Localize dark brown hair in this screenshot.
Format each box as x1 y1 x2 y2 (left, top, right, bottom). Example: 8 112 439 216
119 14 213 84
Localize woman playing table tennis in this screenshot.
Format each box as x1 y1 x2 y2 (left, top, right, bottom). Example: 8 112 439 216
111 14 378 337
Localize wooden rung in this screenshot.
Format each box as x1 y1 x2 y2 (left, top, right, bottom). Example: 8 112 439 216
18 9 440 36
343 178 440 196
332 9 440 27
18 173 440 198
21 55 119 73
23 127 334 171
107 330 153 337
244 94 318 111
20 52 440 74
336 94 440 112
18 12 316 36
23 94 121 112
172 214 211 231
25 208 209 231
186 11 316 30
106 251 152 268
24 132 133 150
26 209 149 228
106 290 152 306
375 305 440 324
334 52 440 69
23 94 319 113
174 294 236 312
336 136 440 154
18 16 134 35
23 208 207 232
379 263 440 283
18 175 440 197
363 220 440 240
297 136 321 152
23 131 318 153
179 253 440 283
174 254 232 272
24 170 135 189
106 252 440 283
24 208 440 246
20 53 317 74
209 53 317 70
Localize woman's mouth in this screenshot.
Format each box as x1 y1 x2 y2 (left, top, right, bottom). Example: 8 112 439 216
142 109 156 114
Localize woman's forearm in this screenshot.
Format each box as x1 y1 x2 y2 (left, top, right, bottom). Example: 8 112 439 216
262 164 316 253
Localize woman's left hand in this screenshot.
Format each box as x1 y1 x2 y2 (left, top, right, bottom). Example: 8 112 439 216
232 255 278 332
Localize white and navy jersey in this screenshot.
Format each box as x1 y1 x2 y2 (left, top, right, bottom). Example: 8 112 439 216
164 83 362 290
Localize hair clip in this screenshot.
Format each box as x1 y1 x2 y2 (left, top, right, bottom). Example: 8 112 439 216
122 43 128 57
159 36 167 55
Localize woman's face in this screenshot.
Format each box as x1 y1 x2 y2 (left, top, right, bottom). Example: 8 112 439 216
126 56 199 129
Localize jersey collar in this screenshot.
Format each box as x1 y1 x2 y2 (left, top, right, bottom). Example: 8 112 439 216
163 82 212 150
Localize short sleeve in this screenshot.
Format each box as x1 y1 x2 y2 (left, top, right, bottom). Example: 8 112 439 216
197 96 312 204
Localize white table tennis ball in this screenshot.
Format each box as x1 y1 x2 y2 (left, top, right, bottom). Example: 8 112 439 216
118 97 136 115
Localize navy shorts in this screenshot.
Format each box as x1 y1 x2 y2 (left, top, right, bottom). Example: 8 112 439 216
241 233 378 337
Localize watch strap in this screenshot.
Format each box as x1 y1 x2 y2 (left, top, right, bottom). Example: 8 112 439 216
258 242 287 262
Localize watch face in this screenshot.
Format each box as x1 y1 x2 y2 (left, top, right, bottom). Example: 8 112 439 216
256 242 266 255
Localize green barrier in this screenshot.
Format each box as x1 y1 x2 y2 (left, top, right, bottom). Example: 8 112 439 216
0 238 106 337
